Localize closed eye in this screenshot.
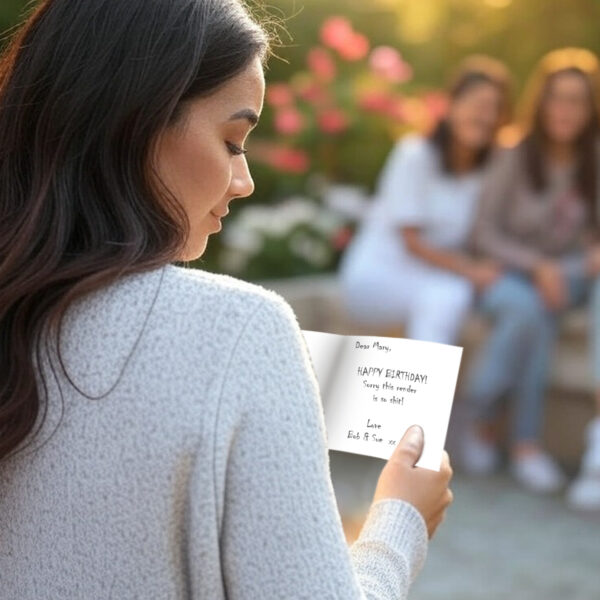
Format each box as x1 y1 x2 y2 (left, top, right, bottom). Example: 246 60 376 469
226 141 248 156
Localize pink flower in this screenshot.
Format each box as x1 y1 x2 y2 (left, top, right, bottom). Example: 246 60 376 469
385 97 406 121
332 226 353 250
296 79 331 106
247 141 309 174
358 91 406 121
307 47 336 82
358 91 395 113
270 148 310 174
266 83 295 108
320 17 354 50
318 108 350 134
336 33 370 62
274 107 305 135
369 46 400 71
369 46 413 83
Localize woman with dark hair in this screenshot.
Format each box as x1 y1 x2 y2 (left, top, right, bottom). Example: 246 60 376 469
461 48 600 497
0 1 453 597
338 55 511 345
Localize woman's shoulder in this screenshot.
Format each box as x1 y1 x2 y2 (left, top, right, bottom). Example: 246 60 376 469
58 264 299 399
481 142 523 177
380 133 437 180
158 264 300 343
73 263 289 325
494 141 523 159
65 263 297 358
393 133 436 162
162 263 293 319
159 266 307 397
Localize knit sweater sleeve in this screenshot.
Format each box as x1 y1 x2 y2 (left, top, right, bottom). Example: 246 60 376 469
211 293 428 599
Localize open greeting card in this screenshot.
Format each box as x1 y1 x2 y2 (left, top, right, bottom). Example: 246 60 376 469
300 330 463 472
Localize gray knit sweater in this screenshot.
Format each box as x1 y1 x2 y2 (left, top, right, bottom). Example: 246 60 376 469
0 263 428 599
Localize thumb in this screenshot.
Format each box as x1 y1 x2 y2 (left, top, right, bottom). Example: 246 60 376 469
394 425 424 466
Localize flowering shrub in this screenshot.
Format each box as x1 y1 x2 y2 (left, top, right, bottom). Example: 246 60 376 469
249 15 448 184
217 188 366 280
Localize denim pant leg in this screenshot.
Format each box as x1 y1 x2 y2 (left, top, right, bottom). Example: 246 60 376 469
509 310 557 443
464 274 555 440
511 272 592 442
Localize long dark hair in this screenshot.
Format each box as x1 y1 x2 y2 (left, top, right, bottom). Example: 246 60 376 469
517 51 600 210
429 55 512 174
0 0 270 462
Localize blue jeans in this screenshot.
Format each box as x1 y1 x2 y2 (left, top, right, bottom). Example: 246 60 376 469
463 271 590 444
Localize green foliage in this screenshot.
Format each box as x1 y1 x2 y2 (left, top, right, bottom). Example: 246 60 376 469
4 0 600 89
267 0 600 94
0 0 28 46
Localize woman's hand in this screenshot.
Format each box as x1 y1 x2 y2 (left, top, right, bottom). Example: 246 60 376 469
372 425 453 539
467 260 503 292
532 260 567 311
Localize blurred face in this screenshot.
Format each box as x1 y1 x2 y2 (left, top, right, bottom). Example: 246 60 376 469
447 82 503 150
540 71 593 145
154 56 265 261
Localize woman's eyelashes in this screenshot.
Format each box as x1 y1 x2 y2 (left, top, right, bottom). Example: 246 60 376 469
225 140 248 156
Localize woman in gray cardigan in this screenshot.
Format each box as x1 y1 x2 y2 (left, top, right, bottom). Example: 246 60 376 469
0 0 453 597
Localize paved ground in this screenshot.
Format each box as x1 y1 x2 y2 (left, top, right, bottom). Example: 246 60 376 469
330 450 600 600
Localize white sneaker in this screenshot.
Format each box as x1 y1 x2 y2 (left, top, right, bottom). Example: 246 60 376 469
566 417 600 511
459 426 501 475
567 471 600 511
510 451 567 494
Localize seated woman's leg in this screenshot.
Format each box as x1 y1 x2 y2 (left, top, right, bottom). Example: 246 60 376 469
509 309 557 447
463 273 544 424
459 274 538 473
405 269 475 345
508 267 588 447
505 307 570 493
460 273 565 490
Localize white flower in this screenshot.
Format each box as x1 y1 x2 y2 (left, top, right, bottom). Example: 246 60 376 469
235 205 273 233
311 210 345 235
288 231 332 267
221 222 263 254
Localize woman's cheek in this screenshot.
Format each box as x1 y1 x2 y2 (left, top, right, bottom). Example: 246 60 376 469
212 154 235 200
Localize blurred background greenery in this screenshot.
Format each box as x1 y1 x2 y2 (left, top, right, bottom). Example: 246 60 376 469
6 0 598 104
2 0 600 279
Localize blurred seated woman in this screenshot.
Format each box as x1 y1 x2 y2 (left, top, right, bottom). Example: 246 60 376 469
338 56 511 345
460 48 600 497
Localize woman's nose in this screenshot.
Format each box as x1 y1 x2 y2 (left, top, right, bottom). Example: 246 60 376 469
230 159 255 199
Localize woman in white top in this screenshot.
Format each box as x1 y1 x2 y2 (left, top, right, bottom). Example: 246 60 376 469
339 56 512 344
0 1 453 597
